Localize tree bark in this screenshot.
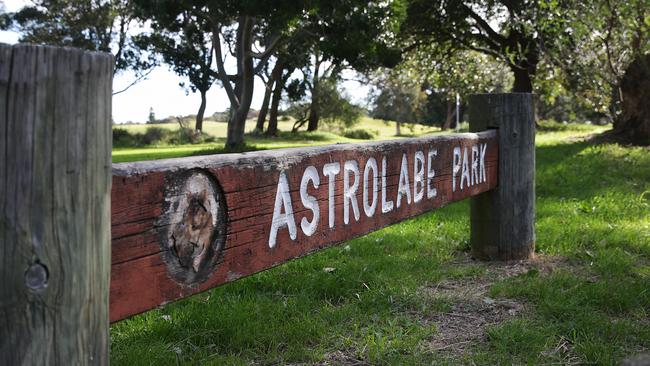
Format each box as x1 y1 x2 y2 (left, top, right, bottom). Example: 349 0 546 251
443 99 456 130
613 53 650 144
256 60 283 132
195 89 207 132
225 17 256 149
265 70 287 137
307 54 322 132
255 79 273 132
511 66 533 93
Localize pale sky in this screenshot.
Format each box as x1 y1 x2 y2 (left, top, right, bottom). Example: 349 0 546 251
0 0 370 124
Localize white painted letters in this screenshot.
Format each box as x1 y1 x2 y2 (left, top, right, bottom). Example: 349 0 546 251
323 162 340 228
471 145 479 186
269 141 490 248
269 171 297 248
381 156 394 213
460 147 470 190
300 166 320 236
363 157 378 217
343 160 361 224
452 147 461 192
427 149 437 199
413 151 425 203
397 153 411 208
480 143 487 183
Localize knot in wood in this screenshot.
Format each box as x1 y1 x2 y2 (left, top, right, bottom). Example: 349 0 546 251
159 170 227 285
25 262 48 291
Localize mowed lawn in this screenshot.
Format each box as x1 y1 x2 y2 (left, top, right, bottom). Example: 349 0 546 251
112 117 440 163
110 121 649 365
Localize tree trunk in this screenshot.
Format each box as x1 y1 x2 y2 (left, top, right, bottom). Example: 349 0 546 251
443 99 456 130
511 66 533 93
195 89 207 132
265 71 286 137
257 60 283 132
255 79 273 132
225 17 255 150
613 53 650 144
307 55 322 132
396 121 401 136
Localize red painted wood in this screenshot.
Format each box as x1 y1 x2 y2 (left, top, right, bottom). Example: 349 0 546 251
110 131 498 322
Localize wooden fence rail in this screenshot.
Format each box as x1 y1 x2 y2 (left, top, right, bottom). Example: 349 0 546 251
0 44 535 365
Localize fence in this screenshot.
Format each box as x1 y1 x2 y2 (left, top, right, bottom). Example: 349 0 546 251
0 44 535 364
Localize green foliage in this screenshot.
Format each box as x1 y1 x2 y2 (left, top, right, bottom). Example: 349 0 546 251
539 0 649 121
3 0 152 72
112 126 215 147
318 79 363 131
370 69 427 124
112 128 140 148
342 128 378 140
401 0 554 92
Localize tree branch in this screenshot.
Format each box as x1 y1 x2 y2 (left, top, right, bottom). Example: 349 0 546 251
250 34 282 59
112 68 154 95
462 4 507 45
212 25 240 107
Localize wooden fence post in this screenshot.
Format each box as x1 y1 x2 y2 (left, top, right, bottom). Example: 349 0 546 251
469 93 535 261
0 44 113 364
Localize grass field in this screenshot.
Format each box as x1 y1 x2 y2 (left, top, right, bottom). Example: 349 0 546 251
110 120 649 365
112 117 440 163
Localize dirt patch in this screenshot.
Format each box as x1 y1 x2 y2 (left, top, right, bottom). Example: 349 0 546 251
419 253 570 358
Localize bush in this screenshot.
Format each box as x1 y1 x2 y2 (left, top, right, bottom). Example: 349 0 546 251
112 126 217 147
141 127 170 145
112 128 139 147
343 128 377 140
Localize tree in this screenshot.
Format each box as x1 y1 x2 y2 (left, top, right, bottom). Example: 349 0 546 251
132 0 304 149
2 0 152 78
402 0 560 93
371 69 426 135
134 7 217 132
370 48 511 132
297 0 402 132
288 77 362 133
148 107 156 124
542 0 649 143
401 46 512 129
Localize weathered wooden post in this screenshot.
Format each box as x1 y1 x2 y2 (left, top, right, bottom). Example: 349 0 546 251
0 44 113 364
469 93 535 260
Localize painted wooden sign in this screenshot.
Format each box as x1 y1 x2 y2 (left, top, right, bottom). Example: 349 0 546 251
110 131 498 322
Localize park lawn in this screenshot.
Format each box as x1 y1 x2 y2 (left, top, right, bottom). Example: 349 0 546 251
112 116 440 163
110 122 649 365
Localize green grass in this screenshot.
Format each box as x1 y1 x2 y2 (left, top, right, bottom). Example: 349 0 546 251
110 120 649 365
112 117 440 163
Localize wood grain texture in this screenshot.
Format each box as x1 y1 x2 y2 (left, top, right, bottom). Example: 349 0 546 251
110 131 498 322
0 44 113 365
469 93 536 260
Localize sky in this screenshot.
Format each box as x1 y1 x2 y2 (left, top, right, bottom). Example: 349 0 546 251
0 0 371 124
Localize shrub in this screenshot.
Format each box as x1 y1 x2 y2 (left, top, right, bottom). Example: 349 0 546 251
343 128 377 140
112 126 216 147
112 128 140 147
141 127 170 145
